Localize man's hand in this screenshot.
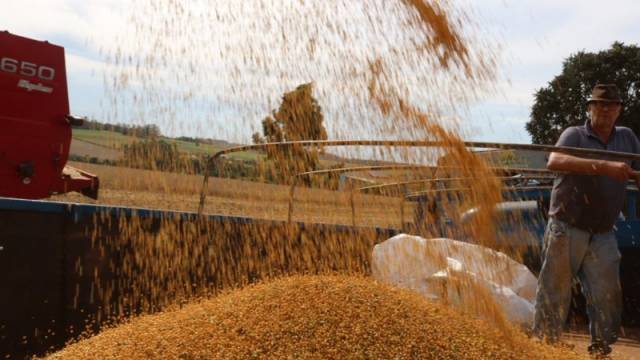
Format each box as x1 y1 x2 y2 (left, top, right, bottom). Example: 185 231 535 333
601 161 633 182
634 172 640 189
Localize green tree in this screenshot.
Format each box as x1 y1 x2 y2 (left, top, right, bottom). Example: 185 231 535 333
253 83 328 183
526 42 640 144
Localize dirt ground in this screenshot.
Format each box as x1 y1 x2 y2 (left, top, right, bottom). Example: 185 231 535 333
566 333 640 359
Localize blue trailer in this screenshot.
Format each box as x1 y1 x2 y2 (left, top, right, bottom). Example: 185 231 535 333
0 197 397 358
4 139 640 357
3 185 640 358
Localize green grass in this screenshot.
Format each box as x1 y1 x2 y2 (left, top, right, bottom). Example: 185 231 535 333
73 129 136 148
72 129 259 160
162 138 260 161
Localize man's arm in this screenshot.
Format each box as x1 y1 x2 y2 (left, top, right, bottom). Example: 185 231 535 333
547 152 633 182
627 128 640 188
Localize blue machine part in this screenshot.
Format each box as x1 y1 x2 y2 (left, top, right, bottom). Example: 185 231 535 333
415 187 640 250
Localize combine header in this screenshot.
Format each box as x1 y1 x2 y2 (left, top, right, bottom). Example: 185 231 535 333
0 31 98 199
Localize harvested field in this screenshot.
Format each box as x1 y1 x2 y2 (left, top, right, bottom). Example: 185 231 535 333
72 129 137 149
47 275 584 360
69 139 122 161
51 162 415 228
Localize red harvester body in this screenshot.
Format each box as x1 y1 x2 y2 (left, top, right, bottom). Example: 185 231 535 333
0 31 98 199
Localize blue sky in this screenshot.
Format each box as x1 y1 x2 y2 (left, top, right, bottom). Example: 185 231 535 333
3 0 639 144
465 0 640 143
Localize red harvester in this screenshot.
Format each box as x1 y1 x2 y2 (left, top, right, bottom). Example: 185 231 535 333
0 31 98 199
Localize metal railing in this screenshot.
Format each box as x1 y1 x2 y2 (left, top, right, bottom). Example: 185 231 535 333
198 139 640 216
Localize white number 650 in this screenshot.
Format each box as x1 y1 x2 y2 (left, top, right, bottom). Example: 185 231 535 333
1 57 55 81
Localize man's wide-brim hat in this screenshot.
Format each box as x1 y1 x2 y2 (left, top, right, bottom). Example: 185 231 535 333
587 84 623 104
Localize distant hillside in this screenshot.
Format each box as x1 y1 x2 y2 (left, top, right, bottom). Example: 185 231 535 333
70 127 423 182
70 129 257 161
70 138 121 161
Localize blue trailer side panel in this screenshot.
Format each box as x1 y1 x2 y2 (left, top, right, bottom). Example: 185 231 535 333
0 198 398 358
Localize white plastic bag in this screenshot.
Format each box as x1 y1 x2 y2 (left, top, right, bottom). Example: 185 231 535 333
371 234 537 327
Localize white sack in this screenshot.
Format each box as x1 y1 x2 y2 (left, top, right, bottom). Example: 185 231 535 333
371 234 537 327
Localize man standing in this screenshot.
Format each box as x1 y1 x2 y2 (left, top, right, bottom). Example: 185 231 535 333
533 84 640 356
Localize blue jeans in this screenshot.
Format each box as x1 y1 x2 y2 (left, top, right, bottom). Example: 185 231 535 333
533 217 622 346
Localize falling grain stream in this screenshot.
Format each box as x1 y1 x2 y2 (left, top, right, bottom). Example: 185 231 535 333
46 1 595 358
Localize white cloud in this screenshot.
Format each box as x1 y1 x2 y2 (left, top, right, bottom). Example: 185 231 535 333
2 0 126 48
4 0 640 143
464 0 640 142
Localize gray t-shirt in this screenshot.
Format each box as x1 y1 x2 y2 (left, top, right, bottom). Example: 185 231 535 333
549 121 640 233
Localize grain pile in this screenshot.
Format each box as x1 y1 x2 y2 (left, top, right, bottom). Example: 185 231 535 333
48 275 583 360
